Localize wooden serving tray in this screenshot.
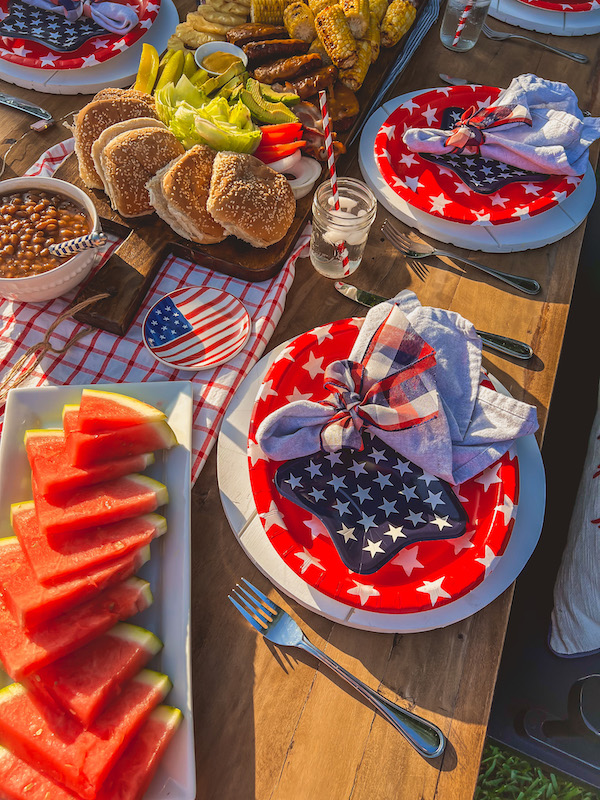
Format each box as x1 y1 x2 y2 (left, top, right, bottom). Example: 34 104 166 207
58 0 430 337
54 153 317 336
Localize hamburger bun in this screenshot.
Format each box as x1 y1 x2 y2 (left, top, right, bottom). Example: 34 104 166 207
100 127 185 218
207 151 296 248
92 117 167 194
147 145 227 244
74 88 157 189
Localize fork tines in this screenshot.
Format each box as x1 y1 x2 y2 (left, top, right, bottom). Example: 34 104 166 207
381 220 427 258
229 578 278 631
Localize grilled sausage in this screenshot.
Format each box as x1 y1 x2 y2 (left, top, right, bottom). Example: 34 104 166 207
284 64 338 99
252 52 322 84
243 38 310 67
226 23 287 46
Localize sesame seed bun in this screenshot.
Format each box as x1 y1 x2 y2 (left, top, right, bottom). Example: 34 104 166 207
73 88 157 189
100 127 185 218
206 151 296 248
146 145 227 244
92 117 168 195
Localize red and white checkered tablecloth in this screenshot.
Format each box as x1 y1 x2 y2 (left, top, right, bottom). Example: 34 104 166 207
0 139 310 485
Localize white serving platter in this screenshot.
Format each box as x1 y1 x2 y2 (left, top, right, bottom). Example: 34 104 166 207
0 0 178 94
488 0 600 35
217 339 546 634
359 90 596 253
0 380 195 800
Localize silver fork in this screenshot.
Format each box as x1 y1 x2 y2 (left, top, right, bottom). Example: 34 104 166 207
229 578 446 759
482 23 588 63
382 221 541 295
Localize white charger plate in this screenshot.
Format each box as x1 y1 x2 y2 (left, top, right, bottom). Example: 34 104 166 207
488 0 600 34
359 90 596 253
0 380 195 800
217 339 546 634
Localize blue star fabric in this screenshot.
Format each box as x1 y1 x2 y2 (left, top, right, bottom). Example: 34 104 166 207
0 0 105 51
275 431 468 575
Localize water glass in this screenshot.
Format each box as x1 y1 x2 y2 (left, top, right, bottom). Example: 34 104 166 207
439 0 492 52
310 178 377 279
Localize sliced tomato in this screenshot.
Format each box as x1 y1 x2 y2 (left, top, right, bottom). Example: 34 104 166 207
254 140 306 163
259 122 303 147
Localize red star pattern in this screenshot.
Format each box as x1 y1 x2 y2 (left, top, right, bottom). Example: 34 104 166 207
374 85 581 227
0 0 158 69
247 318 520 614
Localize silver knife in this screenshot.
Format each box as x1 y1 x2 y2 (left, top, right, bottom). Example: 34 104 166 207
334 281 534 361
0 92 54 129
439 74 478 86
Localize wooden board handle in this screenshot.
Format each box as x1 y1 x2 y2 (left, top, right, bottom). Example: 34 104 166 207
71 223 170 337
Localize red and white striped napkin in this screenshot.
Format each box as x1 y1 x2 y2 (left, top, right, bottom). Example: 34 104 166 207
0 139 310 485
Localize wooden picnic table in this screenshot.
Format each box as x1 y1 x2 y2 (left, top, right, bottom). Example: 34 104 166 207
0 7 598 798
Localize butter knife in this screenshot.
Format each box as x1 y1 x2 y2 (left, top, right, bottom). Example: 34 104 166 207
334 281 534 360
439 74 477 86
0 92 54 129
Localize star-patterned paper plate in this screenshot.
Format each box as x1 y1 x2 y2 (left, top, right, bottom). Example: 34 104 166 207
514 0 597 11
247 318 520 615
375 85 582 226
0 0 160 69
142 286 251 372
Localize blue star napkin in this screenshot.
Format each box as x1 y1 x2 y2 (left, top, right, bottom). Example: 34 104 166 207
276 431 467 574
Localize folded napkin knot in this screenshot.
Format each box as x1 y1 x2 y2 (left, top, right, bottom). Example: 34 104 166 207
445 102 532 155
22 0 139 32
403 73 600 177
256 291 540 485
319 342 438 451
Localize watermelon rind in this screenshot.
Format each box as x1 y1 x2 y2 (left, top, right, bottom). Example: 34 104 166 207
129 474 170 507
79 389 167 432
126 577 154 608
110 622 164 655
23 428 62 446
134 669 173 696
148 704 183 727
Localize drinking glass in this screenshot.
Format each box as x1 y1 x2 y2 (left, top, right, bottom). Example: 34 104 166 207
310 178 377 279
439 0 492 52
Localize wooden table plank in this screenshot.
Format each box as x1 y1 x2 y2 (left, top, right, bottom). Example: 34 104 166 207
0 9 598 800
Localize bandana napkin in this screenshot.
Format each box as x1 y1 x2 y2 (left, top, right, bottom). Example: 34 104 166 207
403 73 600 177
256 291 539 485
23 0 139 33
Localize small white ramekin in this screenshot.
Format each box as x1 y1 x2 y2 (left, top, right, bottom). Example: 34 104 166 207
0 176 101 304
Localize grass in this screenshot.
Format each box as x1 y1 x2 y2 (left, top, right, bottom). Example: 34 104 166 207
474 743 600 800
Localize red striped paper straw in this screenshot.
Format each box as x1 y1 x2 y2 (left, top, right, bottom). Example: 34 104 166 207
318 90 351 276
452 0 474 46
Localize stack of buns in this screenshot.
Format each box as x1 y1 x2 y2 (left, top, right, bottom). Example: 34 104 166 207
73 88 297 247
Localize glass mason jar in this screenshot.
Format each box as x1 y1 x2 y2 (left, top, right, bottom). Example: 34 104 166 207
439 0 492 52
310 178 377 279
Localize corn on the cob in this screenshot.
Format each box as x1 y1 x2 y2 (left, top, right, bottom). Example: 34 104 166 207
315 4 357 68
363 11 379 61
380 0 415 46
340 0 369 37
308 0 331 15
338 38 370 90
250 0 286 24
369 0 387 21
308 37 332 63
284 1 317 40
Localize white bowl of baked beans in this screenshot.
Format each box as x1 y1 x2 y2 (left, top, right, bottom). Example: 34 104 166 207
0 176 101 303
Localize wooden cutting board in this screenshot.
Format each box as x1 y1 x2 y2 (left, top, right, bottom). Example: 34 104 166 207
54 153 317 336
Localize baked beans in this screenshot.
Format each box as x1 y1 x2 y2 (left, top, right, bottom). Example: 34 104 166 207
0 190 91 279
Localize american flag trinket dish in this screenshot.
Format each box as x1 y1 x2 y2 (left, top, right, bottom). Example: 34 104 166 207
142 286 251 372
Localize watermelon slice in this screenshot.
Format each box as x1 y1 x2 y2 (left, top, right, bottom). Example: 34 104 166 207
62 404 79 436
25 429 155 497
27 623 163 728
0 537 150 630
0 705 181 800
0 669 171 800
96 705 183 800
12 502 166 585
0 744 78 799
33 474 168 541
67 420 178 467
0 577 152 681
77 389 167 433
